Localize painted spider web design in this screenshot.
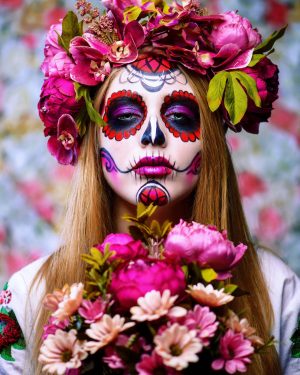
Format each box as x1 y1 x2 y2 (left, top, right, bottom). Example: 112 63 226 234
137 181 170 206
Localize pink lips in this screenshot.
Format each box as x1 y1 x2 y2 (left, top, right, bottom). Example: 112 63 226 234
133 156 173 178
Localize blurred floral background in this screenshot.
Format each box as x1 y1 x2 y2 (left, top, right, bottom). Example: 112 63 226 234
0 0 299 284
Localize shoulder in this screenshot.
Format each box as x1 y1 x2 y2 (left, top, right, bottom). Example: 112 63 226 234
257 248 300 374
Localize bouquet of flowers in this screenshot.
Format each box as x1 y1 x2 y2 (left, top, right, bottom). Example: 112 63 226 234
38 205 273 374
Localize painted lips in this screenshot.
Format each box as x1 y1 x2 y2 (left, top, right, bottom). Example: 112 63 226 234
132 156 173 178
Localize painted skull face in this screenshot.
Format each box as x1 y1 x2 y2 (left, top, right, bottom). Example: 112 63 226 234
99 57 201 206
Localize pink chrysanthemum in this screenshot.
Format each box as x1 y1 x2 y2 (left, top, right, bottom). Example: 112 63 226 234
84 314 135 354
184 305 219 346
39 329 87 375
154 323 202 370
187 283 234 307
211 329 254 374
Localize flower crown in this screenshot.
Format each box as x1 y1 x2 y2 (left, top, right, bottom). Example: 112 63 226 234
38 0 286 165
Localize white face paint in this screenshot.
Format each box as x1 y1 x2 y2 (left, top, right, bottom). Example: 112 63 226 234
99 58 202 207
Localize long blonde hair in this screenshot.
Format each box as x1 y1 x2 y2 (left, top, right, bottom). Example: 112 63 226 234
31 68 281 374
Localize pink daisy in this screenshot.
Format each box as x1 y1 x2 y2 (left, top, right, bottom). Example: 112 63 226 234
187 283 234 307
184 305 219 346
211 329 254 374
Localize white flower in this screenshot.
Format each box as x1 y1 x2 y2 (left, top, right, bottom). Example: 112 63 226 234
130 290 186 322
154 323 202 370
187 283 234 307
38 329 87 375
84 314 135 354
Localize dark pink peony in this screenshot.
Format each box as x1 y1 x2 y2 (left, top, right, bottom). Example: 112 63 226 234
233 57 279 134
38 77 82 134
47 114 80 165
41 23 74 79
209 11 261 70
96 233 148 262
109 259 186 310
211 330 254 374
164 220 247 279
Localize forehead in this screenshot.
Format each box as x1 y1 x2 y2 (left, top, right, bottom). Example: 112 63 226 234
104 57 195 100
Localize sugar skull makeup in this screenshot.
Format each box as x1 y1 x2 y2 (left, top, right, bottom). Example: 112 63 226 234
99 57 201 206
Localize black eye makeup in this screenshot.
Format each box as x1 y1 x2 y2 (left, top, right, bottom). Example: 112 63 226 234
102 90 147 141
160 90 200 142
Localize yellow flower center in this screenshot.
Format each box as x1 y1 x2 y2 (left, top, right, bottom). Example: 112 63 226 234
170 343 182 356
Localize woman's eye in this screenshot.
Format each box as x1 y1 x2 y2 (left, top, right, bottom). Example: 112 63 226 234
168 113 189 121
117 113 141 121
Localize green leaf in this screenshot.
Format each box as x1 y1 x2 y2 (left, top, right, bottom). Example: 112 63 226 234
231 71 261 108
0 345 14 361
254 25 287 54
200 268 218 283
207 71 228 112
248 53 265 67
60 11 82 51
223 284 238 295
224 73 248 125
74 83 106 129
123 5 142 22
161 220 172 237
12 336 26 350
137 203 157 222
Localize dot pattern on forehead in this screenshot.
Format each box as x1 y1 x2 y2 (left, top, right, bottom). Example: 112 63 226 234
102 90 147 141
161 91 201 142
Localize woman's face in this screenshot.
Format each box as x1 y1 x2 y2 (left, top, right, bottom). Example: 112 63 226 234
99 57 201 206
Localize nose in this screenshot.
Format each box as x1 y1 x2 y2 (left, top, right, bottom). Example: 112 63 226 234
141 116 166 146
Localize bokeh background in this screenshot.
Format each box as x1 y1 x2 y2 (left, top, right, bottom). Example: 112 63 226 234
0 0 299 285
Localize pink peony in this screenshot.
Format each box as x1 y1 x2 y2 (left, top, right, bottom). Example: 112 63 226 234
38 77 82 133
211 329 254 374
209 11 261 70
41 23 74 79
184 305 219 346
235 57 279 134
78 296 109 324
96 233 148 262
47 114 80 165
136 352 179 375
109 259 186 310
164 220 247 278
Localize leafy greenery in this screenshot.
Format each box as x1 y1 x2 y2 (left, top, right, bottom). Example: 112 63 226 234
57 11 83 53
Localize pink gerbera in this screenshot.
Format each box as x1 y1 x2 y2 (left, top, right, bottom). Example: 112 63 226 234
184 305 219 346
211 329 254 374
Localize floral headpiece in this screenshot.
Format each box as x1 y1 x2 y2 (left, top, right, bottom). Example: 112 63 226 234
38 0 285 165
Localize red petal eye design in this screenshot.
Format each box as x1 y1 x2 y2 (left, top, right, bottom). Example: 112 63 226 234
102 90 147 141
161 90 201 142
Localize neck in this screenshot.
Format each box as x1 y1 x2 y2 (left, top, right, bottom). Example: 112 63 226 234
113 193 195 233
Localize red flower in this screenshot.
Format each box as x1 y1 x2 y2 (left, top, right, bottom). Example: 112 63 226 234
0 313 21 350
47 114 80 165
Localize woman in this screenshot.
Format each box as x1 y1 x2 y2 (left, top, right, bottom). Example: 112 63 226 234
0 0 299 374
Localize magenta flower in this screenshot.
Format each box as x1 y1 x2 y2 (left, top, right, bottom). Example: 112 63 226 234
47 114 80 165
211 329 254 374
41 23 74 79
109 259 186 310
78 297 109 324
38 77 82 134
42 316 69 340
233 57 279 134
136 352 179 375
164 220 247 279
108 21 145 64
96 233 148 262
209 11 261 70
184 305 219 346
70 33 111 86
